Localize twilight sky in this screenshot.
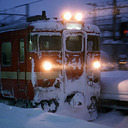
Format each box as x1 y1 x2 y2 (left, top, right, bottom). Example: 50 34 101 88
0 0 112 18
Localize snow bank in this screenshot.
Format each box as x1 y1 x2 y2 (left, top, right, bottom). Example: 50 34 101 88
94 110 128 128
102 39 123 44
0 103 110 128
101 70 128 101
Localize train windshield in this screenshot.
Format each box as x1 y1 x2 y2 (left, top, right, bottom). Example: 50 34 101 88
66 35 82 51
39 36 61 51
28 35 61 52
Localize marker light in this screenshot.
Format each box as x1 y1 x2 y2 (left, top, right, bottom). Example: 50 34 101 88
66 23 82 30
63 12 72 21
43 61 52 70
119 61 127 64
93 61 100 69
74 13 82 21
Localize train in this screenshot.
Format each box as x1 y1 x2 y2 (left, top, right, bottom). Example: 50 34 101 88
0 11 101 119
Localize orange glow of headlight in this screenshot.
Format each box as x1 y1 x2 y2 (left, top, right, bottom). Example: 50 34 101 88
43 61 52 71
63 12 72 21
74 13 82 21
93 61 100 69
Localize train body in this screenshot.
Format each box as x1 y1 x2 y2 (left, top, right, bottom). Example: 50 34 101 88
0 12 100 119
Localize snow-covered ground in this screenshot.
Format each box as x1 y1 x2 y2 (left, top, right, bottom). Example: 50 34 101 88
94 110 128 128
0 102 128 128
0 103 110 128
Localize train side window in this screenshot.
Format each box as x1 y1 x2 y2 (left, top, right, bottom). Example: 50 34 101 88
87 36 99 51
20 39 24 62
87 40 93 51
2 42 11 66
28 34 38 52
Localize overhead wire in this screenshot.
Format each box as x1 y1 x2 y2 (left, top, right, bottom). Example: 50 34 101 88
0 0 44 23
0 0 44 12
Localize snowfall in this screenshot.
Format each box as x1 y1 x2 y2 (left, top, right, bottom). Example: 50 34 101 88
0 70 128 128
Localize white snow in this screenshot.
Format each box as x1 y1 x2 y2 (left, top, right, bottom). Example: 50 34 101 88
31 20 64 31
94 110 128 128
70 92 84 108
102 39 123 44
31 58 37 87
1 101 128 128
0 103 111 128
84 24 100 34
101 70 128 101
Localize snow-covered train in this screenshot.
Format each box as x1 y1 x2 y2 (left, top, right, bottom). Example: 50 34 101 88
0 11 100 119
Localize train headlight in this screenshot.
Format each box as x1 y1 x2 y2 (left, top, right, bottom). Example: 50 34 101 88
74 13 82 21
63 12 72 21
43 61 52 70
93 61 100 69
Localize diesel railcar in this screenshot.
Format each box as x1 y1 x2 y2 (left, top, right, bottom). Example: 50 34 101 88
0 11 100 119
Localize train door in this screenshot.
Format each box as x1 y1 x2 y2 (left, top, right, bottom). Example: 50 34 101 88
63 30 85 95
17 38 27 99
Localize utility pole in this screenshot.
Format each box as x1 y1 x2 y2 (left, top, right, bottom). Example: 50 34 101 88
93 4 97 25
25 4 29 18
113 0 117 41
86 3 97 25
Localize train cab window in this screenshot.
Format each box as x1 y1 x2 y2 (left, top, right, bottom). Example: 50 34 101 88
20 39 24 62
66 35 82 51
28 34 38 52
39 36 61 51
2 42 11 66
87 36 99 51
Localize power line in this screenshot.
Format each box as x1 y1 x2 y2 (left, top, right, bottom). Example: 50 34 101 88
0 0 45 21
0 13 27 16
0 0 44 12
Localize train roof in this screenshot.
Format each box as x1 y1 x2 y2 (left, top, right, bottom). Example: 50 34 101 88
31 20 64 32
0 18 30 33
0 18 100 34
31 20 100 34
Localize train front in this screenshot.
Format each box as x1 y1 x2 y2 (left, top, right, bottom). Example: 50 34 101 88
27 12 101 120
27 19 64 112
61 12 87 105
62 12 101 120
27 12 86 110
